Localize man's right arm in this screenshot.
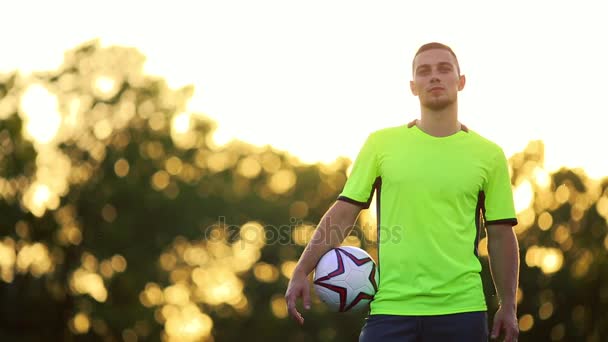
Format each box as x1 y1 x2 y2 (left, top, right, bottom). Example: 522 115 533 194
285 200 363 325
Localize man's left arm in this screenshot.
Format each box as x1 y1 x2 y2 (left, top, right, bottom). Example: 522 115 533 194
486 223 520 341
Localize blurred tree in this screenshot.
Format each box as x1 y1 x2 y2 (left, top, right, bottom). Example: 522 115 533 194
481 141 608 341
0 40 606 342
0 40 359 342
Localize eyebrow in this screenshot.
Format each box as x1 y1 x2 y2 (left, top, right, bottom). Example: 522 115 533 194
437 62 454 68
415 62 455 73
416 64 430 70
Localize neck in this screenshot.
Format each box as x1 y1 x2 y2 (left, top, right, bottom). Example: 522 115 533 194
417 102 460 137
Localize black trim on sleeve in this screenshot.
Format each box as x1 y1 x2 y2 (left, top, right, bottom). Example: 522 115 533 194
337 196 370 208
337 177 382 209
474 191 519 257
486 218 519 226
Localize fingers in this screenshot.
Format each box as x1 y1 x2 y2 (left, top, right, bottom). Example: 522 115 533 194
302 283 311 310
491 319 502 339
285 289 304 325
504 323 519 342
288 304 304 325
491 319 519 341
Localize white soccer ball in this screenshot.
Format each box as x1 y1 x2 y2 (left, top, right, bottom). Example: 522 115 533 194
313 246 378 312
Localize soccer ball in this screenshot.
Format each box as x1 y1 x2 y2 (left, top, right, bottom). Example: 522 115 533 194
313 246 378 312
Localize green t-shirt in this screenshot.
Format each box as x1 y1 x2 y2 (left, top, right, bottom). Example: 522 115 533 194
338 122 517 315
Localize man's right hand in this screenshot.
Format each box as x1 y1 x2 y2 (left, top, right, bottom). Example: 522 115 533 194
283 201 362 325
284 270 312 325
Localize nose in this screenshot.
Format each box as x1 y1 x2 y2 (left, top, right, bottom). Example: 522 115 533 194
430 76 440 84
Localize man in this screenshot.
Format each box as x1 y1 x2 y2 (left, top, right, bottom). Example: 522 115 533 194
285 42 520 342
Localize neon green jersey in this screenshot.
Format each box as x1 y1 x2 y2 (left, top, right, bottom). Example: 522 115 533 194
338 122 517 315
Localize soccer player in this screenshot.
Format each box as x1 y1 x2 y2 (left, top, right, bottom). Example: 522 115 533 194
285 42 520 342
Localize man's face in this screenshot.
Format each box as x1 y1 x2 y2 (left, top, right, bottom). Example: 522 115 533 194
410 49 465 111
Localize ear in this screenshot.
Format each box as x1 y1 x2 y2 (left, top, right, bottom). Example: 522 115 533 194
410 80 418 96
458 74 466 91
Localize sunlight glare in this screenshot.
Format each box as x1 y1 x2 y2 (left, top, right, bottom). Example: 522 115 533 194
172 112 191 134
209 127 232 147
20 84 62 144
513 180 534 213
94 75 116 95
533 167 551 189
540 249 563 274
23 182 60 217
32 183 51 206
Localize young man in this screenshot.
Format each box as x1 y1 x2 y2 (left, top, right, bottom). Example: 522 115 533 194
285 42 520 342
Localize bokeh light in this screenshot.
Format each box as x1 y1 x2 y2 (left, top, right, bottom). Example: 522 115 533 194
268 169 296 194
525 246 564 274
519 314 534 332
514 180 534 213
164 304 213 342
253 262 279 283
16 242 53 277
0 238 16 283
271 294 288 319
70 268 108 302
20 84 62 144
69 312 91 335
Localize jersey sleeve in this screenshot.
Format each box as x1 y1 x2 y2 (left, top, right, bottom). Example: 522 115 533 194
337 133 380 209
483 148 518 226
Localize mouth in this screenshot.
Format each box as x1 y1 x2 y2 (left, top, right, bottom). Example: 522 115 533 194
428 86 444 92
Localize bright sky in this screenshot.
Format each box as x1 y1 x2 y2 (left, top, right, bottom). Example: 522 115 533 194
4 0 607 179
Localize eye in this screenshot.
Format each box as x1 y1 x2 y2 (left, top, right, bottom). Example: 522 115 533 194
417 68 431 76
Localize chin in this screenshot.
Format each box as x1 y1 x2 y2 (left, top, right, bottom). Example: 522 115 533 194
422 99 452 111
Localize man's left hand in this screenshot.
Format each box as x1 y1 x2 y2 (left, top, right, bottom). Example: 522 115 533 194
491 305 519 341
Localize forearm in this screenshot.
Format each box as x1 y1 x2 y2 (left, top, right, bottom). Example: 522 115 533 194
293 201 361 276
487 225 520 308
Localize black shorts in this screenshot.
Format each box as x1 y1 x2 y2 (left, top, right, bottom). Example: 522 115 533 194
359 311 488 342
